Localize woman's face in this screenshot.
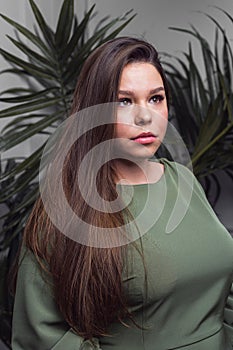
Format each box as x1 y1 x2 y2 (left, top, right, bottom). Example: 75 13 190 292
115 62 168 160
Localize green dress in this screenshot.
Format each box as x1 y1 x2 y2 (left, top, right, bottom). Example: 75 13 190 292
12 158 233 350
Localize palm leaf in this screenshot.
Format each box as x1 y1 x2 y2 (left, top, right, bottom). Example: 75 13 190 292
0 97 65 119
0 88 59 103
55 0 74 47
165 11 233 201
1 146 44 180
28 0 56 51
61 5 95 60
0 48 57 80
1 112 63 151
6 35 55 72
0 13 53 60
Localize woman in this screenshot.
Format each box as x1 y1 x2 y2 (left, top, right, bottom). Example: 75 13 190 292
12 37 233 350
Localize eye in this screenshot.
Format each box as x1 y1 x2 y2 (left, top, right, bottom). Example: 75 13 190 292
117 98 132 107
149 95 165 104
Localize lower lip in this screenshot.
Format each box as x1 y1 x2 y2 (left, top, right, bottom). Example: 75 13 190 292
132 136 157 144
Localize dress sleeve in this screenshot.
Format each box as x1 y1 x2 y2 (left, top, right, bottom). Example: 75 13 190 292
11 248 102 350
224 282 233 348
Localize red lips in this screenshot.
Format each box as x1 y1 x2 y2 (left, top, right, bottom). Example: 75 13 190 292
131 132 157 144
131 132 155 140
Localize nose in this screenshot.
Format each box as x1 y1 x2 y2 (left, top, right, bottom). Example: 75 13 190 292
134 104 152 126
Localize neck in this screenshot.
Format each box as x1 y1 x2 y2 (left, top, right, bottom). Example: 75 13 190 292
114 158 163 185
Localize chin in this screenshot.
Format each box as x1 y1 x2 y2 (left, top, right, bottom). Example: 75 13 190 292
134 142 160 156
113 139 160 160
123 146 159 161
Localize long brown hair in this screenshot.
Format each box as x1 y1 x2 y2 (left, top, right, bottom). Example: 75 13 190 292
22 37 170 339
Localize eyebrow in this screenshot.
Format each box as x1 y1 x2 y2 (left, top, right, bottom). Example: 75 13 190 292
118 87 165 96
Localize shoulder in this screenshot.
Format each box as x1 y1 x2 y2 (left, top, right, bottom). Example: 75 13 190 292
160 158 224 224
156 157 198 190
158 157 202 188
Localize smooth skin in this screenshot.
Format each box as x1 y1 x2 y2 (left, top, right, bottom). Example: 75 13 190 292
114 62 168 185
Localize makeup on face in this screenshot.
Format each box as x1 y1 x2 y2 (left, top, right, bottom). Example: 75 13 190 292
114 62 168 159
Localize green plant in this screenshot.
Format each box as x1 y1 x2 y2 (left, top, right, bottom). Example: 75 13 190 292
0 0 135 346
163 8 233 203
0 159 22 348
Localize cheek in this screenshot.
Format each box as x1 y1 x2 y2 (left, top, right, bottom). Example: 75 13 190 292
115 123 127 138
158 103 168 119
115 110 133 137
153 108 168 139
157 105 168 128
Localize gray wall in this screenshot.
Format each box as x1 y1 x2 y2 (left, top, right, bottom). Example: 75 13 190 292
87 0 233 54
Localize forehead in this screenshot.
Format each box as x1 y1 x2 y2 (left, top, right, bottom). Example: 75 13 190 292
119 62 163 89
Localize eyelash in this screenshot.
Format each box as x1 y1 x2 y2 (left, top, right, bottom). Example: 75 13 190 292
117 98 131 107
150 95 165 104
117 95 165 106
